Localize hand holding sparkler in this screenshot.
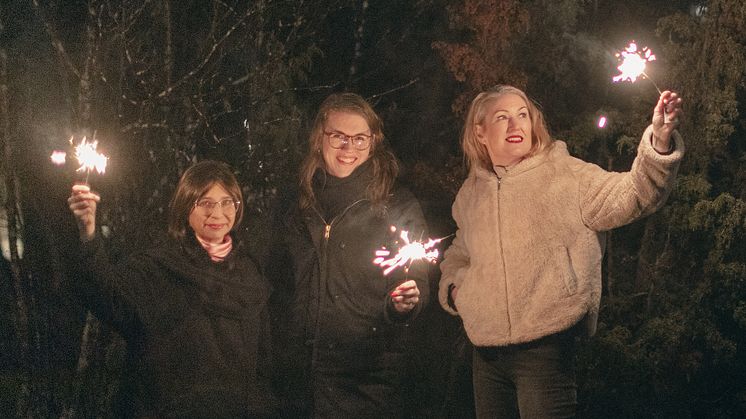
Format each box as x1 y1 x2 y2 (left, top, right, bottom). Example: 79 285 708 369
651 91 683 154
390 280 420 314
68 184 100 242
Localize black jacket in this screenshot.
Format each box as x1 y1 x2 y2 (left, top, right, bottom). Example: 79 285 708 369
269 166 429 418
75 230 276 418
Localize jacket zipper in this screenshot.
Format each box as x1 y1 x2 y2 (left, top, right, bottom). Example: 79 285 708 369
496 175 512 336
310 198 367 367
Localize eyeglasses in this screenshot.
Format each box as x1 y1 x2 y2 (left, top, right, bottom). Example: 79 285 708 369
194 198 240 214
324 131 372 150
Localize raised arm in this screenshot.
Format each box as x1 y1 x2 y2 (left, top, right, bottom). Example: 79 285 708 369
580 91 685 232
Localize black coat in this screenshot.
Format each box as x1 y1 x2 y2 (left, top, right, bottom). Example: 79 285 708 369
269 170 430 418
75 230 276 418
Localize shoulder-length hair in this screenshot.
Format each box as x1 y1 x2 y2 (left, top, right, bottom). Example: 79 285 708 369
167 160 244 241
298 92 398 211
462 85 553 172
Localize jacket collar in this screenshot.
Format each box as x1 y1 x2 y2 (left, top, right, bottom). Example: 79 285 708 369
473 140 569 180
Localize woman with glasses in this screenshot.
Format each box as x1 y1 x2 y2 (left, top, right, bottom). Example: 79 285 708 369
268 92 429 418
68 160 276 418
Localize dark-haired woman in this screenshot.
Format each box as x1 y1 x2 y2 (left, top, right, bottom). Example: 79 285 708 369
269 93 429 418
68 160 276 418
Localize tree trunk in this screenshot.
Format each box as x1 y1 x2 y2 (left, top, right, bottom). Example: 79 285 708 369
0 21 31 418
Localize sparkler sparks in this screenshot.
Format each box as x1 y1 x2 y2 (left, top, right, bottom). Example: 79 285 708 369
597 116 607 128
50 151 67 165
612 41 663 95
374 226 444 276
73 136 108 175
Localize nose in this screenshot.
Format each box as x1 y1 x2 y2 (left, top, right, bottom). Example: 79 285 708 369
340 138 354 150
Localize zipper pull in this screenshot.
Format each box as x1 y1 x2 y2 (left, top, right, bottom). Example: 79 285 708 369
324 224 331 240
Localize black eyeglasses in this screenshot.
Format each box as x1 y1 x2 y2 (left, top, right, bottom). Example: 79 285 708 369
324 131 372 150
194 198 240 214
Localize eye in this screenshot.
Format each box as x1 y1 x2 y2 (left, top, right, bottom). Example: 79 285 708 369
330 133 346 141
196 200 216 209
495 114 508 121
219 199 235 208
519 112 529 118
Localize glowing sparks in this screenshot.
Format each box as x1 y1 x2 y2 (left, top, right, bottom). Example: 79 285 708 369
612 42 656 84
72 136 108 175
597 116 607 128
50 151 67 165
374 227 444 276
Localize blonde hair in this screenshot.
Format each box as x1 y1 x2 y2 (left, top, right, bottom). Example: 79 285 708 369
462 85 553 171
298 92 398 211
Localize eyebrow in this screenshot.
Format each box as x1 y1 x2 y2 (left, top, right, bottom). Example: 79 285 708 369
494 106 529 114
326 128 372 136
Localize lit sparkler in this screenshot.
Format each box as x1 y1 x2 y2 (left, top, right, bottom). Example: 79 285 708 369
50 136 109 183
73 136 108 176
374 226 445 276
612 41 661 94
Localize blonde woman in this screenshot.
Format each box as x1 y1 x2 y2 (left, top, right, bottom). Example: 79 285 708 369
439 85 684 418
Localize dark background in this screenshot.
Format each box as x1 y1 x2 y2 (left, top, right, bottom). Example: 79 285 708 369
1 0 745 417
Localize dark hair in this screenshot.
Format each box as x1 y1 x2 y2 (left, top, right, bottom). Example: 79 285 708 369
298 92 398 210
167 160 244 241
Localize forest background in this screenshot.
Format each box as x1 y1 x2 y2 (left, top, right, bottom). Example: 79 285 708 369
0 0 744 418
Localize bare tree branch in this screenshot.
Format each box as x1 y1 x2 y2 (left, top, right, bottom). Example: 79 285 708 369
156 4 259 98
30 0 83 79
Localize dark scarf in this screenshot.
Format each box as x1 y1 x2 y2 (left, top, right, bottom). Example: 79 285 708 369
313 159 373 220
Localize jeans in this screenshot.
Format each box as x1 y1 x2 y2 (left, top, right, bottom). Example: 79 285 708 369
472 329 578 419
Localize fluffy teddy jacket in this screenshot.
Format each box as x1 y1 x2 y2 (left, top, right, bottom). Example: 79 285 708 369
439 125 685 347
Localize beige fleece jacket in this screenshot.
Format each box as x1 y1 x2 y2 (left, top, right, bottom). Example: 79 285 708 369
439 125 684 347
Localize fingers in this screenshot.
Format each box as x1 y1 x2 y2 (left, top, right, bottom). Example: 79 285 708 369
68 185 100 206
391 280 420 310
655 91 683 121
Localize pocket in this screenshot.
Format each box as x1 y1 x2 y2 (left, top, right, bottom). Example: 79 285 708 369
554 246 578 295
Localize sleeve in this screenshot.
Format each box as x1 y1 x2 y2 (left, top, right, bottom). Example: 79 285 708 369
438 191 469 316
579 125 685 232
73 236 146 339
382 187 431 323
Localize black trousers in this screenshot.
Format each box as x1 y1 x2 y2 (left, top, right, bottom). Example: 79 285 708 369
472 329 578 419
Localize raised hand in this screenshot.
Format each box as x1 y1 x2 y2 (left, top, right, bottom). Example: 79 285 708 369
68 184 100 242
651 90 683 153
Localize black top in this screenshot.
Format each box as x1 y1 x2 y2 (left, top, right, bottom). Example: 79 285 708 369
75 230 276 418
269 162 430 418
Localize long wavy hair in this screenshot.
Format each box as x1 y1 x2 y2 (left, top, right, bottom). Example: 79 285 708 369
462 85 553 171
167 160 244 241
298 92 398 211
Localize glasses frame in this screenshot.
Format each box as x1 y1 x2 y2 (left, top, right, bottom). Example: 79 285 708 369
193 198 241 214
324 131 373 151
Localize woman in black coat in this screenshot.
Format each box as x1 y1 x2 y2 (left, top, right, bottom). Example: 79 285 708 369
68 160 276 418
269 93 429 418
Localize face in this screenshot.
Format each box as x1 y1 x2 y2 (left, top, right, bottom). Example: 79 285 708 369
476 93 533 167
322 111 372 178
188 183 236 244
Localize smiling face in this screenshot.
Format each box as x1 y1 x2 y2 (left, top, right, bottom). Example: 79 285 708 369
188 183 236 244
322 111 372 178
476 93 533 167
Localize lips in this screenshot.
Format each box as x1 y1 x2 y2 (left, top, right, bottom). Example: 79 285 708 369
336 156 357 165
206 224 226 230
506 135 523 143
